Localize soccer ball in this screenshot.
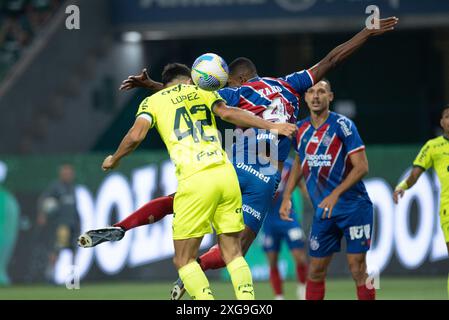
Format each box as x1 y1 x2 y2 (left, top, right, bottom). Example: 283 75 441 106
191 53 229 91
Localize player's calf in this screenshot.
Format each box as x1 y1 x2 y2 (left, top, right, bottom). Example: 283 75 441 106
348 254 368 286
306 256 332 300
308 261 328 282
240 226 257 256
347 253 375 300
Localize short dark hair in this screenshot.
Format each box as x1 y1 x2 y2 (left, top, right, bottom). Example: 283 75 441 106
320 78 332 92
441 104 449 117
229 57 257 77
161 63 191 85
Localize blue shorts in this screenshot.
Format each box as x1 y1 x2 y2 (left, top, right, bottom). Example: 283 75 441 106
234 162 281 235
263 220 306 252
308 201 373 258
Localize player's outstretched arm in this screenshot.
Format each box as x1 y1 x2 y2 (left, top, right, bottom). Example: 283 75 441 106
280 154 303 221
309 16 399 82
212 101 297 137
102 117 151 171
119 68 164 92
319 150 369 219
393 167 425 204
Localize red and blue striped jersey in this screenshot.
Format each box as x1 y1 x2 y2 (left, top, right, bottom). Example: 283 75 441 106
295 112 371 214
218 69 314 124
218 69 314 163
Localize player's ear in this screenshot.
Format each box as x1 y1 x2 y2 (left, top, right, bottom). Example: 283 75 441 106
328 91 334 102
304 91 311 104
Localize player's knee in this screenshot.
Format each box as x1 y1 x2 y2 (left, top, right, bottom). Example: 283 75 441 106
308 263 327 281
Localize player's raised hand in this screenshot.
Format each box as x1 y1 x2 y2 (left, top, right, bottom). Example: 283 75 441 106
119 68 163 91
102 155 120 171
318 192 340 219
279 198 294 222
272 123 297 137
393 188 405 204
366 17 399 36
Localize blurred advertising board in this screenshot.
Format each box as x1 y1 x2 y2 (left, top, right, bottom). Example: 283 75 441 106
0 145 447 284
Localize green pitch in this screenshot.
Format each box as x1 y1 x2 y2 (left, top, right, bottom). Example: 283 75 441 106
0 278 446 300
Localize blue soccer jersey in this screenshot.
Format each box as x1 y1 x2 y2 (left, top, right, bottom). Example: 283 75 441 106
295 112 372 216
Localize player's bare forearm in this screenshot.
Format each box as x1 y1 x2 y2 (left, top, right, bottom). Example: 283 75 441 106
146 82 164 92
310 29 370 81
405 167 425 188
310 17 398 82
111 134 142 162
332 151 369 197
119 68 164 92
103 118 150 170
215 103 275 129
213 102 296 136
393 166 424 203
279 154 301 221
283 154 303 200
298 179 309 199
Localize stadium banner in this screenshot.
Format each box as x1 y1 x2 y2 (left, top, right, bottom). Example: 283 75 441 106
0 145 447 285
111 0 449 26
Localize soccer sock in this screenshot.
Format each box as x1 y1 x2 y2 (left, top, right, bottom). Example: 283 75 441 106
227 256 255 300
357 284 376 300
306 280 325 300
198 244 226 271
113 195 174 231
178 261 214 300
296 263 308 284
269 266 283 296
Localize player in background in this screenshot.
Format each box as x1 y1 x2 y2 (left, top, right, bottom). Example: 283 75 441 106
98 63 296 300
37 164 80 282
262 158 309 300
79 17 398 299
280 79 374 300
393 105 449 298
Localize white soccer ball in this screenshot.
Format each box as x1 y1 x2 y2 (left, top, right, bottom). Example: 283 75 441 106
191 53 229 91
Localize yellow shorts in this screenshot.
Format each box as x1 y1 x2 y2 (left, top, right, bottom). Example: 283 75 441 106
172 163 244 240
440 206 449 243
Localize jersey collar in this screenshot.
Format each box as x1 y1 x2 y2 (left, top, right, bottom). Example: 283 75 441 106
247 76 260 83
310 111 332 130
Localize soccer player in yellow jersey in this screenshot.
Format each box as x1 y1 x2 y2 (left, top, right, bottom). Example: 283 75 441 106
394 105 449 297
101 63 296 300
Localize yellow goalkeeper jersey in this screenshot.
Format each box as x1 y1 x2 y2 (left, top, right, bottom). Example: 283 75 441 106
136 84 229 181
413 136 449 208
